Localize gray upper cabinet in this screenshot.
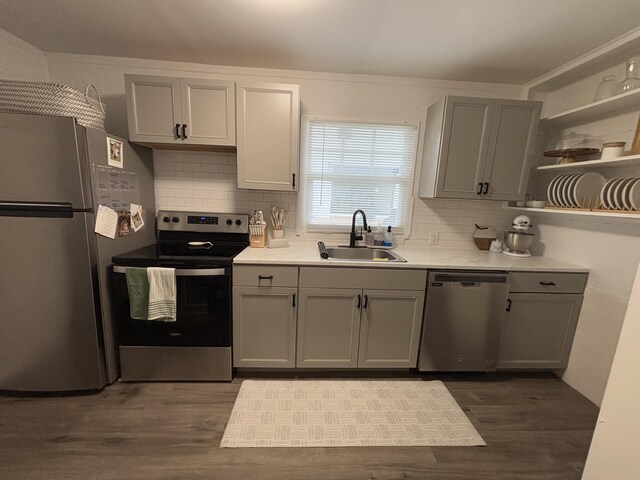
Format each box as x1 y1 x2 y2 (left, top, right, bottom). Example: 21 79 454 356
419 96 541 201
236 82 300 191
125 74 235 147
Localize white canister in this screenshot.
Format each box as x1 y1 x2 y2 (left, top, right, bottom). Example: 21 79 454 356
601 142 626 160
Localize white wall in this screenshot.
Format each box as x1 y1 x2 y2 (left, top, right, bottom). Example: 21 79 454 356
582 261 640 479
529 215 640 405
0 28 49 81
46 53 519 249
45 53 523 139
525 62 640 406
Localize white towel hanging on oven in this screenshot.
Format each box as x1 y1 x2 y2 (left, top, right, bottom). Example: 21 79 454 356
147 267 176 322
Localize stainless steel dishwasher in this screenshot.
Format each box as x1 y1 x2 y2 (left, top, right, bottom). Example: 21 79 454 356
418 271 509 372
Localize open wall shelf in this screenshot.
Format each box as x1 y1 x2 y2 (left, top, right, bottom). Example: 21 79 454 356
540 89 640 128
534 154 640 172
507 206 640 220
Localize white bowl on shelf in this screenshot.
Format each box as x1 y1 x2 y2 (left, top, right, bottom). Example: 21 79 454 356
526 200 547 208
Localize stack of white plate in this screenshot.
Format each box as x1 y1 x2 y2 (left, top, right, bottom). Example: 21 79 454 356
547 172 606 208
599 177 640 210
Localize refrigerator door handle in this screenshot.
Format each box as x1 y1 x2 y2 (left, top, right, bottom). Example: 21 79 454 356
0 201 93 218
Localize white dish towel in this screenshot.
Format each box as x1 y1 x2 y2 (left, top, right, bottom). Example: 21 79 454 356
146 267 176 322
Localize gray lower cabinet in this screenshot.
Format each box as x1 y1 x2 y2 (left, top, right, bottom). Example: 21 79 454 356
498 293 583 369
498 271 587 369
296 268 427 369
358 289 425 368
296 288 361 368
232 265 299 368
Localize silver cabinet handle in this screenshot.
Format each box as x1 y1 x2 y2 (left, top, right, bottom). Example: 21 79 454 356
113 266 225 276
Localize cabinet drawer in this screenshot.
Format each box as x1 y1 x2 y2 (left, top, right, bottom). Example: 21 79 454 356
299 267 427 291
509 272 587 294
233 265 298 287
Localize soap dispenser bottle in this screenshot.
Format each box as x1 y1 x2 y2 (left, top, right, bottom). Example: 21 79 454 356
383 226 394 247
364 227 374 246
374 224 384 246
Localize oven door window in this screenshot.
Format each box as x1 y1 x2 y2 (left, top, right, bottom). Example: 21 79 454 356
116 270 231 347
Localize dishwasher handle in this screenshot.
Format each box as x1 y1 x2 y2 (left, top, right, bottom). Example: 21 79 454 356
430 272 508 284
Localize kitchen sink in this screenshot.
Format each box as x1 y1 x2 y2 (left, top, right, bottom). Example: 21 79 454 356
320 245 407 262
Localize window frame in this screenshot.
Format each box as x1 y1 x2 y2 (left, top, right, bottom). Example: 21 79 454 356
296 115 420 239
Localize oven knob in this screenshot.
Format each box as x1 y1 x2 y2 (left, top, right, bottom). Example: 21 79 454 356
235 219 242 226
162 216 170 223
172 216 180 223
226 219 233 226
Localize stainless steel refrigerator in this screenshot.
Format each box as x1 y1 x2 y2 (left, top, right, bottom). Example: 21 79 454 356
0 112 155 392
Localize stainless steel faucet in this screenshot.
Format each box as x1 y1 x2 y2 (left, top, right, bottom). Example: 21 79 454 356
349 209 368 248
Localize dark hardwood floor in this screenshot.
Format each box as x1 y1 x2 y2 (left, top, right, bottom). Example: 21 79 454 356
0 373 598 480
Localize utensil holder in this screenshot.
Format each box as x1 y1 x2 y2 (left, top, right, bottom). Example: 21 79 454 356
272 229 284 239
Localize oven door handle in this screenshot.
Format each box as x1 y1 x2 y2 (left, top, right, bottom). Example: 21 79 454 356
188 241 213 250
113 266 226 276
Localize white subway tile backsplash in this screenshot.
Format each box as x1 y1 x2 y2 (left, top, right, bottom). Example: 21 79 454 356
153 151 512 249
183 162 202 172
219 164 236 174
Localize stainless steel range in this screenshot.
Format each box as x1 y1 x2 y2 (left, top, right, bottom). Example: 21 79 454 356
111 211 249 381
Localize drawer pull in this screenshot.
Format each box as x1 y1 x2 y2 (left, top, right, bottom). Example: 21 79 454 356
539 281 556 286
258 275 274 280
357 294 361 309
292 293 296 308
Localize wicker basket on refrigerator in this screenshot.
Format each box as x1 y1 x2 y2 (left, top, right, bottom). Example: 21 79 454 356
0 80 106 130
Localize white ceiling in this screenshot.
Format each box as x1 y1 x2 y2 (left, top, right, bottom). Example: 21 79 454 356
1 0 640 84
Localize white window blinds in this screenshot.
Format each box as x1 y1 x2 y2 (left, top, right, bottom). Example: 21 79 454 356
301 119 418 233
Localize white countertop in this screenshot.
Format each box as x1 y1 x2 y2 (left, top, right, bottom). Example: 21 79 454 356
234 243 588 273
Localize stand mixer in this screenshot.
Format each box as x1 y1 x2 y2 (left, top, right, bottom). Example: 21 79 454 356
503 215 535 257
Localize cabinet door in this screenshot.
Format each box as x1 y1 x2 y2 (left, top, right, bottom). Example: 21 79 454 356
180 78 236 146
483 100 541 200
296 288 361 368
125 75 182 143
435 97 494 199
232 287 297 368
236 82 300 191
358 290 425 368
498 293 583 369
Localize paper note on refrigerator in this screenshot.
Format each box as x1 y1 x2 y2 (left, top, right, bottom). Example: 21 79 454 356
130 203 144 232
94 205 118 239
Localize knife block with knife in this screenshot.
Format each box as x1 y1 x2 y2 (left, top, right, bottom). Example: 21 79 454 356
249 210 267 248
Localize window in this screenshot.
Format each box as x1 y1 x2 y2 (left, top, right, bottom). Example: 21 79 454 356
299 118 418 234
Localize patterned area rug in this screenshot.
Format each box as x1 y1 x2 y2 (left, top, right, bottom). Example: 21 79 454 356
220 380 485 448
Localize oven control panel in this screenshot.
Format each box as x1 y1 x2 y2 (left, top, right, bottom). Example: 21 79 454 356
157 211 248 233
187 215 218 225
